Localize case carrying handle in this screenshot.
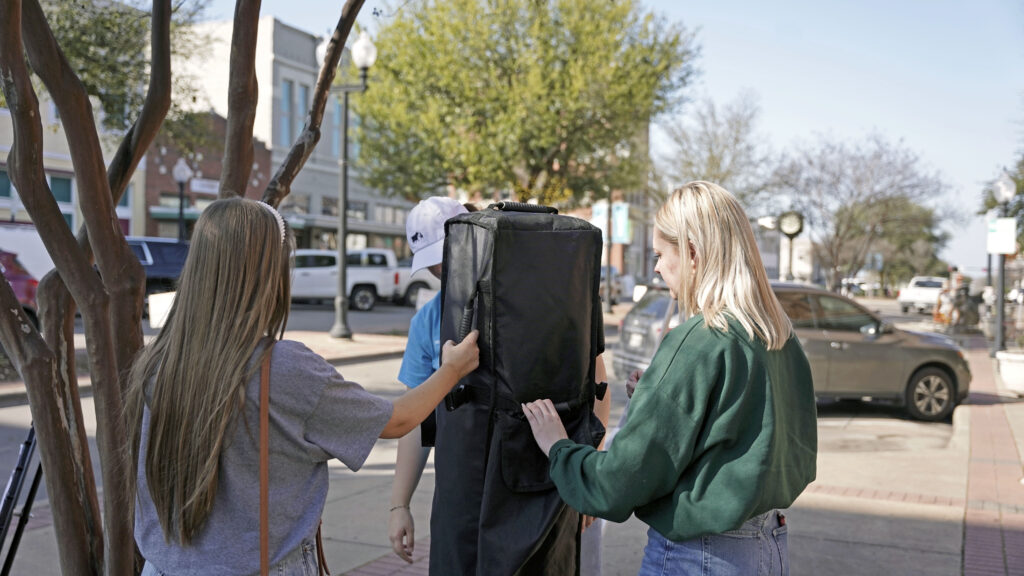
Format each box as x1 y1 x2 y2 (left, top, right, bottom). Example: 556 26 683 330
488 201 558 214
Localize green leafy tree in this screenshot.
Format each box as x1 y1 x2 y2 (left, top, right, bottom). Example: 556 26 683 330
838 198 949 289
26 0 212 139
353 0 698 203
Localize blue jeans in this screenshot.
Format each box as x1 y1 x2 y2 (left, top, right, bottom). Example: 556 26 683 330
638 510 788 576
141 538 320 576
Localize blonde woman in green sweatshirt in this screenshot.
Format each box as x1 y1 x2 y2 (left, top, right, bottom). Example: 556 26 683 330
524 181 817 576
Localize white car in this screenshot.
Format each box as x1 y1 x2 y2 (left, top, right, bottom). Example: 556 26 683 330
898 276 947 314
291 248 399 311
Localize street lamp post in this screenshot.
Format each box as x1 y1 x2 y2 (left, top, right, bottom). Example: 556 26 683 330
171 157 193 241
993 172 1017 355
329 32 377 339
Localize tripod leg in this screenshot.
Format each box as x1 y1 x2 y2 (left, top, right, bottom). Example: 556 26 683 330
0 426 36 551
1 463 42 576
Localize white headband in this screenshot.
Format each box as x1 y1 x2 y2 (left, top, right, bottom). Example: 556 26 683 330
255 201 286 245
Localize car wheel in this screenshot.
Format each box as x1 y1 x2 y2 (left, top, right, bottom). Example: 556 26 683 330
405 281 429 307
350 286 376 311
905 367 955 421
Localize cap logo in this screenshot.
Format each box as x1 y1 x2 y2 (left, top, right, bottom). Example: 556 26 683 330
411 231 423 243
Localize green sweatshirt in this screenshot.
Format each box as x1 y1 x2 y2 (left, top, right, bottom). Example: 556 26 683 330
549 313 817 541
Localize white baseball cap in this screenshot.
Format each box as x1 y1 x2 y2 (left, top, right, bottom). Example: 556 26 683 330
406 196 468 274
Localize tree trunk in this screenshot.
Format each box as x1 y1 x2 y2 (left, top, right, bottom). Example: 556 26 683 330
0 0 363 572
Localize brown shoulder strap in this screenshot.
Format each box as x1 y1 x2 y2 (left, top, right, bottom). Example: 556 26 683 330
260 345 272 576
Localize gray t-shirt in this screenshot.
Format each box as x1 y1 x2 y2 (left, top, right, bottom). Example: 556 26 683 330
135 339 393 574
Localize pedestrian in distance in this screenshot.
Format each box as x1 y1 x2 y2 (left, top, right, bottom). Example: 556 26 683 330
388 197 611 571
523 181 818 576
125 197 479 575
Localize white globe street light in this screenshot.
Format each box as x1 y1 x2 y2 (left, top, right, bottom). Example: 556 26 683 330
995 172 1017 204
171 157 193 241
329 32 377 339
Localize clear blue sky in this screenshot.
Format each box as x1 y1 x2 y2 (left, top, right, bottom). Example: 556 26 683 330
206 0 1024 275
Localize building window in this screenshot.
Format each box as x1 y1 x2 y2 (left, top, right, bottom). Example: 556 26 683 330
159 193 182 208
50 176 72 203
280 80 293 147
0 170 10 198
350 112 361 160
280 194 309 215
322 196 338 217
118 184 131 207
48 100 61 124
347 201 367 221
298 84 309 137
375 204 398 224
332 99 341 158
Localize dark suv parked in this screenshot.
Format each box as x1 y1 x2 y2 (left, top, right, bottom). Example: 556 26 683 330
126 237 189 296
613 281 971 421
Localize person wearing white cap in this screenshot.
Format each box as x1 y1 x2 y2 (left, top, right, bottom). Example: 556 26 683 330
388 196 470 563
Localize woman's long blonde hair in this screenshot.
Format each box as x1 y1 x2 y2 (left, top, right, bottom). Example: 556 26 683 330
126 197 293 544
656 181 792 350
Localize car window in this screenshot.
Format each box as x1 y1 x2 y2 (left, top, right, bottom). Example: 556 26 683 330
129 243 150 264
295 254 335 268
312 255 335 267
815 295 876 332
346 253 361 266
630 289 673 319
367 253 388 267
913 280 943 288
775 291 816 328
149 242 189 264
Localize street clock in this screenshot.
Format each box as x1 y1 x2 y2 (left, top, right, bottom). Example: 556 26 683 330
778 211 804 239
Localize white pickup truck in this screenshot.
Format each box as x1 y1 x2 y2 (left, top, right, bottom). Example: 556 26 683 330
395 258 441 307
898 276 947 314
291 248 399 311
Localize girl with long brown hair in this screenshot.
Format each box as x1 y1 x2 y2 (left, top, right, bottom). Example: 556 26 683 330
126 197 478 575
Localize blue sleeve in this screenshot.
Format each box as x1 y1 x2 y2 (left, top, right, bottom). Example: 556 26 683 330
397 298 439 388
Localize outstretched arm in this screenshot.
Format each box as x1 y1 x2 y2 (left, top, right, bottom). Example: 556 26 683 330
381 331 479 438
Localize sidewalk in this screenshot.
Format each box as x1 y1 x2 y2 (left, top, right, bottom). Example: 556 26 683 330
5 306 1024 574
338 334 1024 575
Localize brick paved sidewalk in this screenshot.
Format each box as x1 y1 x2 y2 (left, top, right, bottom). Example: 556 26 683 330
962 346 1024 576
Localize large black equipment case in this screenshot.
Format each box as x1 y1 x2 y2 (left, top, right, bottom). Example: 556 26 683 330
429 202 606 576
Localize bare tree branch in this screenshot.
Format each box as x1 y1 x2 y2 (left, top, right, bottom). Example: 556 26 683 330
264 0 366 207
777 135 947 289
107 0 173 203
219 0 262 199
